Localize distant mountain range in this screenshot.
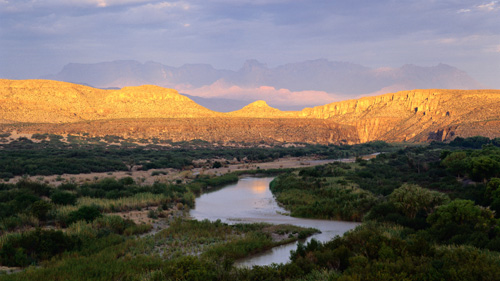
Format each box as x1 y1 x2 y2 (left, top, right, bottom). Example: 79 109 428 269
42 59 483 110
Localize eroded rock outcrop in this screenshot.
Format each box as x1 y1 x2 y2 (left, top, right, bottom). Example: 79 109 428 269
1 79 499 144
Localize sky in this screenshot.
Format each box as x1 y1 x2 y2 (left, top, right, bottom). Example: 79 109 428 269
1 0 499 88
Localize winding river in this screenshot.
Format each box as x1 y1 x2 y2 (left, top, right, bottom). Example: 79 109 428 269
190 177 359 267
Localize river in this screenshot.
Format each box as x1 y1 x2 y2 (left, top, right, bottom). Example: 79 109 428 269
190 177 359 267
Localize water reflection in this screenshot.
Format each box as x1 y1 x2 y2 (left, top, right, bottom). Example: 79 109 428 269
191 177 286 221
190 177 359 267
250 179 268 194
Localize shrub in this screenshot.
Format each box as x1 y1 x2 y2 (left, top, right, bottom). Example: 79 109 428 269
389 184 449 219
0 228 80 267
147 209 158 219
51 191 77 205
29 200 53 221
67 205 102 225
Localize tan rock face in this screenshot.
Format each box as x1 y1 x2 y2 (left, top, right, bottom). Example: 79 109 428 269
227 100 299 118
1 79 500 144
0 79 221 123
300 89 500 142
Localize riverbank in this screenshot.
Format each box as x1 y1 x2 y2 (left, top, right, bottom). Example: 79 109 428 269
190 177 359 266
4 154 376 187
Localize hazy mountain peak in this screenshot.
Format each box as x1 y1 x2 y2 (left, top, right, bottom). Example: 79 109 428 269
43 59 483 110
240 59 268 71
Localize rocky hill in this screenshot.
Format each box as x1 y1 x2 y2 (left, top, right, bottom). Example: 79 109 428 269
227 101 299 118
0 79 499 144
0 79 221 123
300 89 500 142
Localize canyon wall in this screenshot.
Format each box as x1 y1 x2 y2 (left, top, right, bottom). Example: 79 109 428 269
1 79 499 144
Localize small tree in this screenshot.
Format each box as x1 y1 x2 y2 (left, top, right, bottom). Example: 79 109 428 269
29 200 53 221
389 184 449 219
487 178 500 216
470 156 500 182
441 151 468 177
427 199 497 243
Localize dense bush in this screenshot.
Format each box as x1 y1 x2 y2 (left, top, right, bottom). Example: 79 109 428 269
271 171 377 221
66 205 102 225
389 184 449 219
426 199 499 249
50 191 77 205
0 229 80 267
286 223 500 281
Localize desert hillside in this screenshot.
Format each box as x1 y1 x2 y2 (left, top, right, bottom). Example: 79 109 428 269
301 89 500 142
0 79 221 123
1 79 499 144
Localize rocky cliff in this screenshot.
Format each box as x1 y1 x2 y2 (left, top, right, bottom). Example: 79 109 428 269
1 79 499 144
300 89 500 142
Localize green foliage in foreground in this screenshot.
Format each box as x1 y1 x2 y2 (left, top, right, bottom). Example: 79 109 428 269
0 215 152 268
0 229 80 267
0 176 198 267
3 221 499 281
271 139 500 252
3 136 500 280
288 223 500 281
389 183 449 219
1 220 318 281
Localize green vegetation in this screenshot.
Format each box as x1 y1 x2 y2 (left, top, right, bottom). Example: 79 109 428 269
261 137 500 280
0 177 196 230
0 219 318 280
286 222 500 281
0 167 319 279
2 136 500 280
0 135 393 179
270 170 377 221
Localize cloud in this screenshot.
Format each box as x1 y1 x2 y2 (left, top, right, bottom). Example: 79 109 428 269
115 1 191 26
477 1 498 11
1 0 500 88
177 80 342 107
458 1 499 13
96 0 107 7
49 0 154 8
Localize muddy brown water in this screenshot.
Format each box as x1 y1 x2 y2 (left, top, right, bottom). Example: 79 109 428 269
190 177 359 267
